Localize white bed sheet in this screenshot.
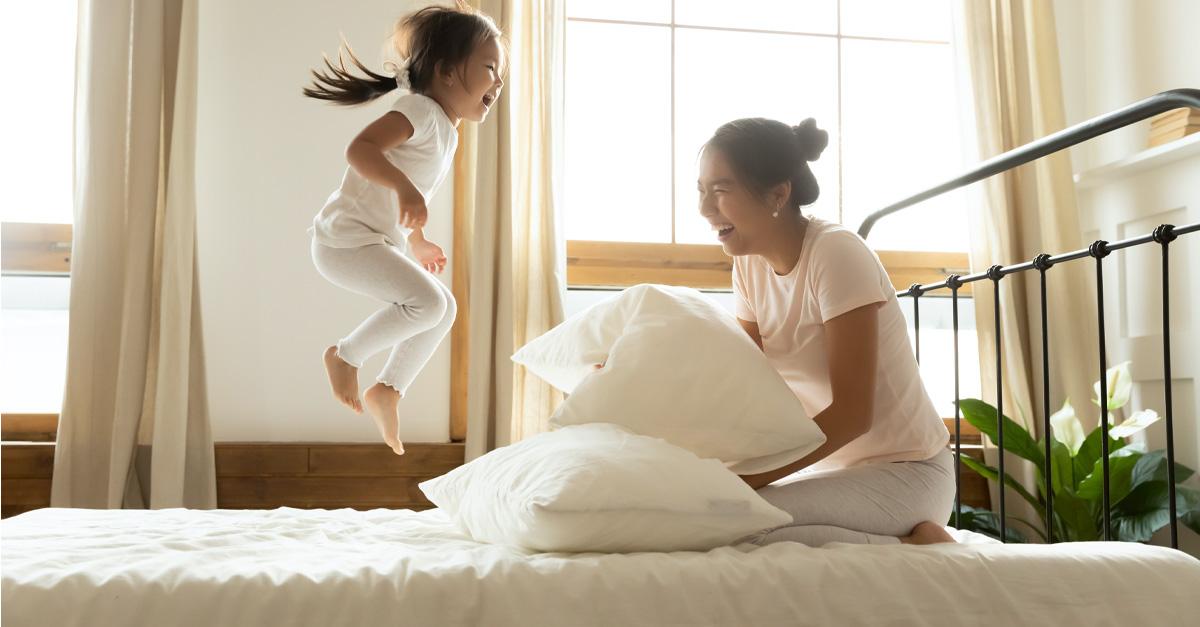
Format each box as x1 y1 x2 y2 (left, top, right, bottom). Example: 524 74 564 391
2 507 1197 626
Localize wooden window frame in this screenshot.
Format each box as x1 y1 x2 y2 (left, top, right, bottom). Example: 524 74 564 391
1 222 73 275
566 240 971 294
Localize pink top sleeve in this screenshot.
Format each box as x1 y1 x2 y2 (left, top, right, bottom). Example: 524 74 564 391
808 231 889 323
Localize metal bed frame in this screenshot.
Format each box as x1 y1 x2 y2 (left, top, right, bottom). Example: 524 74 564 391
856 88 1200 548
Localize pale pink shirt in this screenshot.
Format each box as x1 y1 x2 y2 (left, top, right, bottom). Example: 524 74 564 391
733 218 949 471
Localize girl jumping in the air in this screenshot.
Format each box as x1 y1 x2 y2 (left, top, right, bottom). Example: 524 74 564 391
304 4 504 455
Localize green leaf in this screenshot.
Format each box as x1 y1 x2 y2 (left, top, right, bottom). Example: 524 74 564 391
958 398 1044 472
1049 400 1086 455
1129 450 1196 488
1109 409 1162 439
1076 448 1141 504
960 455 1045 518
948 505 1029 543
1180 486 1200 536
1046 439 1075 496
1053 489 1098 541
1111 481 1171 542
1074 427 1125 490
1092 361 1132 411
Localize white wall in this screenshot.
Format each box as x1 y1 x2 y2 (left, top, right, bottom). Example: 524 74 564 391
195 0 453 443
1054 0 1200 170
1055 0 1200 554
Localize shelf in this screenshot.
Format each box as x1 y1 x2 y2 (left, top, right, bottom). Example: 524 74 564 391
1074 132 1200 189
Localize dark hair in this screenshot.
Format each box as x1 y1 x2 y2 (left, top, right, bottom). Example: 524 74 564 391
302 2 503 106
702 117 829 211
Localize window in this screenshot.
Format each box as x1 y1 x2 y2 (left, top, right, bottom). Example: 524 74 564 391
562 1 979 415
0 2 77 421
564 0 965 255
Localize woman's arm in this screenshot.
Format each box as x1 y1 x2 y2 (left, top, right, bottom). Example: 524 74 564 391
737 318 763 350
739 302 880 489
345 112 427 227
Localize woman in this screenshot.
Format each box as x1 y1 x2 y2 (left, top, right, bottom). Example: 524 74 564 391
699 117 956 546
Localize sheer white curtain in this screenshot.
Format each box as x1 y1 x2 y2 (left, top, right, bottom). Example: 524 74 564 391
53 0 215 509
952 0 1099 533
455 0 567 460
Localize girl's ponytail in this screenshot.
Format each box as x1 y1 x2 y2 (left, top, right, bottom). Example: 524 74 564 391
302 42 397 106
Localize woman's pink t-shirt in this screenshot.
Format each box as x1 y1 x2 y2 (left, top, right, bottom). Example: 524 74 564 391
733 218 949 471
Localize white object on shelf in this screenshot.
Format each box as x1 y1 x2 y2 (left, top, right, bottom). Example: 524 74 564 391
1074 132 1200 189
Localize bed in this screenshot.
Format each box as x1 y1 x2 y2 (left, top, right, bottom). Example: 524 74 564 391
3 506 1197 626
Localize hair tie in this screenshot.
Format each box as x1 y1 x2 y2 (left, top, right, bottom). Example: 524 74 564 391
383 59 411 91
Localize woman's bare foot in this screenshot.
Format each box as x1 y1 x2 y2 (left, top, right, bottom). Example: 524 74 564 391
900 521 957 545
323 346 362 413
364 382 404 455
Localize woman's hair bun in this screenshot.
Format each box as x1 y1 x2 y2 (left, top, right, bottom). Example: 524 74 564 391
792 118 828 162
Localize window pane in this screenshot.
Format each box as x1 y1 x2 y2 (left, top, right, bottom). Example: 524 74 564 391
565 22 673 243
840 39 965 251
674 29 839 244
1 277 70 413
0 3 76 224
901 295 981 418
675 0 837 34
840 0 952 42
566 0 670 23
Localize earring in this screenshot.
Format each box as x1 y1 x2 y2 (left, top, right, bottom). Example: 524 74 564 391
772 205 782 218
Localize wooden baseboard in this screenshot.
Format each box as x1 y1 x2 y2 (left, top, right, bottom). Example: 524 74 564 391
1 442 464 518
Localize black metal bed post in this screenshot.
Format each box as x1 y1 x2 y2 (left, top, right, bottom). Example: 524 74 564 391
948 275 963 529
1090 240 1113 541
1152 224 1179 549
910 285 923 365
987 265 1007 542
1033 254 1055 543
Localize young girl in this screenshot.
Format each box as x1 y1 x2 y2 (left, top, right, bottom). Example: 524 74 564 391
303 5 505 455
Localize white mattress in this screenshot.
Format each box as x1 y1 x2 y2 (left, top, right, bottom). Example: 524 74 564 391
3 507 1198 626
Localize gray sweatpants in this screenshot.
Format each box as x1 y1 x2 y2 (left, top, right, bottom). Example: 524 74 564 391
311 240 455 395
750 449 956 547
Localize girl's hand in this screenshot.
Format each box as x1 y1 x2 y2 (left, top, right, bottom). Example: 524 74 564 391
397 189 429 229
411 237 447 274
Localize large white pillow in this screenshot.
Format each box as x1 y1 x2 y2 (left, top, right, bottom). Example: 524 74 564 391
511 284 826 475
418 423 792 553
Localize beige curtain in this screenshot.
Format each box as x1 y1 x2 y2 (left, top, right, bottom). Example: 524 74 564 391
53 0 215 509
953 0 1100 531
456 0 566 460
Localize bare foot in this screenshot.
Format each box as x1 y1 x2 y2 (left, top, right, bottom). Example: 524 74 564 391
900 521 957 545
323 346 362 413
364 382 405 455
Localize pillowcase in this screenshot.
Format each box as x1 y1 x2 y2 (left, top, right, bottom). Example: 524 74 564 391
418 423 792 553
511 284 826 475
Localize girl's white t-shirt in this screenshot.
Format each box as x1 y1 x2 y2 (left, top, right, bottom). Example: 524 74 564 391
311 93 458 249
733 218 949 472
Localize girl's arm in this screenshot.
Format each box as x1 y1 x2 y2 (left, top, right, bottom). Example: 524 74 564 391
739 302 880 489
737 318 763 350
345 111 428 228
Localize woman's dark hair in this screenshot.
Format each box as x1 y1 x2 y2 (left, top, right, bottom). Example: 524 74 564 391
702 117 829 211
302 2 503 106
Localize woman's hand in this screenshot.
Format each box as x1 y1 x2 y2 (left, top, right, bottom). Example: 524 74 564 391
409 231 447 274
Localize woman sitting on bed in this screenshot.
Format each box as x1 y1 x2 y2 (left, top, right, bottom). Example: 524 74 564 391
698 117 956 547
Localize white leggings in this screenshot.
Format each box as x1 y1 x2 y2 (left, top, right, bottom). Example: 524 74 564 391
311 240 456 395
749 449 956 547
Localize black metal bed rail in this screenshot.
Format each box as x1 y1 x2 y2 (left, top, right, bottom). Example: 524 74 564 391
857 88 1199 549
856 88 1200 241
903 223 1196 548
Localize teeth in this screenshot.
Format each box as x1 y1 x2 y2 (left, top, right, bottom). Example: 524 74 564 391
710 224 733 232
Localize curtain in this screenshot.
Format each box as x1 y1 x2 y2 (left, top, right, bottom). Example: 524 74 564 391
52 0 215 509
455 0 567 460
952 0 1100 532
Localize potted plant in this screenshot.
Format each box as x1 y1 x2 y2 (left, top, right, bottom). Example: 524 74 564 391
950 362 1200 543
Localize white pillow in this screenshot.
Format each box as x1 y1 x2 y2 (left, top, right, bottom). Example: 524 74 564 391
418 423 792 553
511 284 826 475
